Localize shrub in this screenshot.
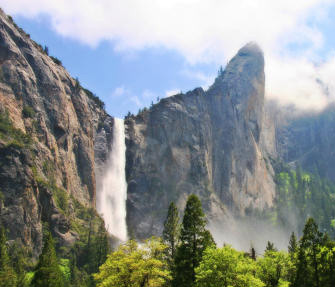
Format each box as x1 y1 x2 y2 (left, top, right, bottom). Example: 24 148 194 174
22 105 35 118
50 56 62 66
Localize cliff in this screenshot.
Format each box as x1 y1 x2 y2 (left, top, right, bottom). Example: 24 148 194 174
0 10 113 256
2 7 335 256
125 43 276 238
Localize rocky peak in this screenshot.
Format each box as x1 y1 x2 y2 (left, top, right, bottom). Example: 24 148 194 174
125 42 275 238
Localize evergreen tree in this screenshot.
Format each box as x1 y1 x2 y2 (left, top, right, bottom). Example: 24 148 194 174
162 202 180 261
250 245 257 261
173 194 215 287
294 218 323 287
31 231 65 287
265 241 277 252
288 232 298 254
0 226 17 287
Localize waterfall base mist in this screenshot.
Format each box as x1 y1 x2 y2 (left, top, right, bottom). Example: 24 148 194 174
97 118 128 242
208 217 293 254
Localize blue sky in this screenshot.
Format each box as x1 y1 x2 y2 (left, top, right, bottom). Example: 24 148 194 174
12 14 218 118
2 0 335 115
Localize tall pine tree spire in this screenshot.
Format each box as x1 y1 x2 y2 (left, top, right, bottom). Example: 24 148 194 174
31 231 65 287
173 194 215 287
163 202 180 260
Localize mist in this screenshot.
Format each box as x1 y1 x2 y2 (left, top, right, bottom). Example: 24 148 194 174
208 216 294 255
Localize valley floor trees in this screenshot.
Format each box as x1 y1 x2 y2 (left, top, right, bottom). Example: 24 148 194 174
3 195 335 287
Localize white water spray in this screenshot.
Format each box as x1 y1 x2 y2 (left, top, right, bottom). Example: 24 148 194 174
97 118 128 241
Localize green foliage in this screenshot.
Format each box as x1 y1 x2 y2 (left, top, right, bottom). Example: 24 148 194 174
163 202 180 261
22 106 36 118
173 194 215 287
50 56 62 66
35 175 69 215
196 245 264 287
94 237 171 287
288 232 298 254
294 218 323 287
257 250 292 287
0 110 32 148
265 241 277 252
264 161 335 237
0 226 18 287
31 232 65 287
59 258 71 282
43 45 49 55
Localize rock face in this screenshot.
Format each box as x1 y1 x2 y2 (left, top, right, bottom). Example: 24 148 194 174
275 104 335 180
3 7 335 255
0 10 112 256
125 43 276 238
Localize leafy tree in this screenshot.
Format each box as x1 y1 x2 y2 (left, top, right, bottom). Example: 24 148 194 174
94 237 171 287
173 194 215 287
196 245 264 287
0 226 17 287
31 231 65 287
257 250 291 287
162 202 180 261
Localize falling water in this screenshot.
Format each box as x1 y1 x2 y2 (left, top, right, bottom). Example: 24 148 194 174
97 118 128 241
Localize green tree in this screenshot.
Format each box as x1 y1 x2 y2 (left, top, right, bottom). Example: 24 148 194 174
94 237 171 287
31 231 65 287
196 245 264 287
173 194 215 287
265 241 277 252
257 250 292 287
288 232 298 255
294 218 323 287
163 202 180 261
0 226 17 287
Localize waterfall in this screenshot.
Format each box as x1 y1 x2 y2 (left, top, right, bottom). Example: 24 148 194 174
97 118 128 242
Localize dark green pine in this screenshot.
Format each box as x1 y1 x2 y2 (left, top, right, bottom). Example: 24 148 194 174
31 231 65 287
173 194 215 287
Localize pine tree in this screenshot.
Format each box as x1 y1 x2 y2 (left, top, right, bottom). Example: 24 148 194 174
288 232 298 254
250 246 257 261
163 202 180 261
31 231 65 287
173 194 215 287
294 218 323 287
265 241 277 252
0 226 17 287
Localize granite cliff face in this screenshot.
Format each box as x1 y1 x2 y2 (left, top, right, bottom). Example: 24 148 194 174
275 104 335 179
125 43 276 238
3 7 335 256
0 10 113 256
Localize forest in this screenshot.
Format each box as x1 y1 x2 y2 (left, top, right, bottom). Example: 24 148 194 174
1 190 335 287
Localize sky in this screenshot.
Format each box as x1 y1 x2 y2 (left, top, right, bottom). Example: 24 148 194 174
1 0 335 118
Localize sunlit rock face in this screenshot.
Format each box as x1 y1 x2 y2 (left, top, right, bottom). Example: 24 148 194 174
125 42 276 238
0 9 111 256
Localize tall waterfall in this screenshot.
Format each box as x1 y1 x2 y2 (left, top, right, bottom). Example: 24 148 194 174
97 118 128 241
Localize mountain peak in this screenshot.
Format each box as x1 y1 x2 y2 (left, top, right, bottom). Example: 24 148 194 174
237 42 263 57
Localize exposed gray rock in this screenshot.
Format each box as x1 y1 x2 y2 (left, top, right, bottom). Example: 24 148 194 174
0 9 110 256
125 43 275 238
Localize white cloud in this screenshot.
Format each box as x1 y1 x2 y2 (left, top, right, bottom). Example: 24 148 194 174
2 0 335 110
181 69 216 90
142 89 155 99
110 86 126 98
130 96 142 108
